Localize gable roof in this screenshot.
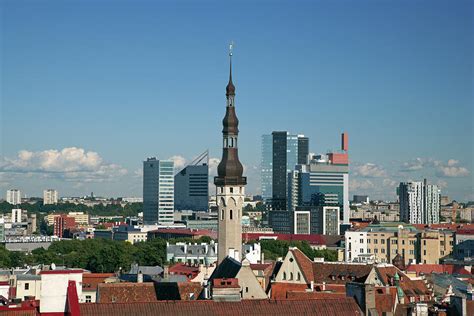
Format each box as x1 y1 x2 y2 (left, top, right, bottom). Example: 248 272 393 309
290 248 314 283
80 298 363 316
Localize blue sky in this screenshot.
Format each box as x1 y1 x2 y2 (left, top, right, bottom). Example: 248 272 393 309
1 0 473 201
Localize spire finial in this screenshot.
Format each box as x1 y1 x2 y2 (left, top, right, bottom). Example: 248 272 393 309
226 41 236 97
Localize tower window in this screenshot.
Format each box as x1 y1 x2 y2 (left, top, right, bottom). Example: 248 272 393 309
283 272 287 280
230 187 233 193
230 210 233 220
221 210 224 220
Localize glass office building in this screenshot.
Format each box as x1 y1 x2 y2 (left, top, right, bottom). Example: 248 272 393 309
261 132 309 210
143 158 174 225
174 164 209 211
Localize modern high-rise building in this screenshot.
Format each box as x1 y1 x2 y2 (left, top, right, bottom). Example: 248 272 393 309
261 132 309 210
174 151 209 211
398 179 440 224
6 189 21 205
287 133 350 226
43 189 59 205
143 158 174 225
214 45 246 263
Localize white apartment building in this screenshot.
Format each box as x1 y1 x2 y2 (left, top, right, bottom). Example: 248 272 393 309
345 230 368 262
6 189 21 205
11 209 23 223
43 189 58 205
399 179 440 224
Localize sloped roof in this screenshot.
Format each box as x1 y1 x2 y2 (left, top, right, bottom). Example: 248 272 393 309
406 264 471 276
82 273 115 291
129 265 163 276
312 262 372 284
209 256 241 280
97 283 157 303
80 298 363 316
375 266 431 297
290 248 314 283
374 287 397 315
270 283 309 299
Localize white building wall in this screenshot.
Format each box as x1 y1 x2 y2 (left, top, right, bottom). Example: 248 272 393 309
345 231 368 262
40 272 83 313
6 190 21 205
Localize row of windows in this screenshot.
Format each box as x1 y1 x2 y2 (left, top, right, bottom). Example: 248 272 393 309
220 209 240 220
282 271 301 281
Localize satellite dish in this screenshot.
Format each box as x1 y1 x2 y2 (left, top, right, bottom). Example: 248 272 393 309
51 263 56 270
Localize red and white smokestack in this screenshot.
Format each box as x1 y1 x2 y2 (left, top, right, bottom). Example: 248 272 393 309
341 132 348 152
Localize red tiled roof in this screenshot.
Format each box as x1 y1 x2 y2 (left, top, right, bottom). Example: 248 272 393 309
149 228 215 236
270 282 309 299
169 263 200 276
406 264 471 276
177 282 203 300
413 223 474 232
312 262 372 285
375 266 431 300
291 248 315 283
97 283 157 303
457 229 474 235
287 291 347 300
80 298 363 316
374 287 397 315
82 273 115 291
242 233 326 245
249 263 273 271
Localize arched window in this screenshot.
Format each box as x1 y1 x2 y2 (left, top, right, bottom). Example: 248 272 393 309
283 272 287 280
230 138 234 147
230 210 233 220
297 272 301 281
290 272 294 280
221 209 225 220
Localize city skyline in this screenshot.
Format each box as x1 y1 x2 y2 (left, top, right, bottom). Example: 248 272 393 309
1 1 473 201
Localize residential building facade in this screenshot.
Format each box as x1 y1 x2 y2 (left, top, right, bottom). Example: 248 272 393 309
43 189 58 205
6 189 21 205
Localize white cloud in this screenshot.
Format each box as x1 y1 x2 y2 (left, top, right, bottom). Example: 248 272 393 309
353 163 387 177
383 178 398 188
0 147 127 182
437 165 470 177
350 178 375 190
168 155 187 171
400 157 427 171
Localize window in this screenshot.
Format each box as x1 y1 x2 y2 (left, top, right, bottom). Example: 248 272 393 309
86 295 92 303
245 287 249 293
410 240 415 245
410 250 414 255
392 240 397 244
360 239 364 243
297 272 301 281
367 239 371 244
230 210 233 220
374 249 378 254
423 240 426 246
402 240 405 245
221 210 225 220
374 239 378 244
290 272 293 280
283 272 287 280
381 249 385 254
24 283 29 290
381 239 385 244
230 187 233 193
367 249 371 253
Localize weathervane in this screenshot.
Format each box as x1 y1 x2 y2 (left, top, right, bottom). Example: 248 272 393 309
229 40 234 57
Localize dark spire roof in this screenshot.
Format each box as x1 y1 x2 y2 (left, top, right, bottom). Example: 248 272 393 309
226 57 235 96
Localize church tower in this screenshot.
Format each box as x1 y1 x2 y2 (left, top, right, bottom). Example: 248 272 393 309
214 43 247 264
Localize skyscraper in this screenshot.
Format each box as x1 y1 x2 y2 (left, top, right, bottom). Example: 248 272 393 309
143 158 174 225
6 189 21 205
286 133 350 225
174 151 209 211
43 189 58 205
214 44 246 264
398 179 440 224
261 132 309 210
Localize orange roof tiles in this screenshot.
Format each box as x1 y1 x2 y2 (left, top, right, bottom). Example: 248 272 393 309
290 248 315 283
97 283 157 303
270 282 309 299
82 273 115 291
80 298 363 316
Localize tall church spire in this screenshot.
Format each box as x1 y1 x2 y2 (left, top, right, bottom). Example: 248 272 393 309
215 43 246 264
